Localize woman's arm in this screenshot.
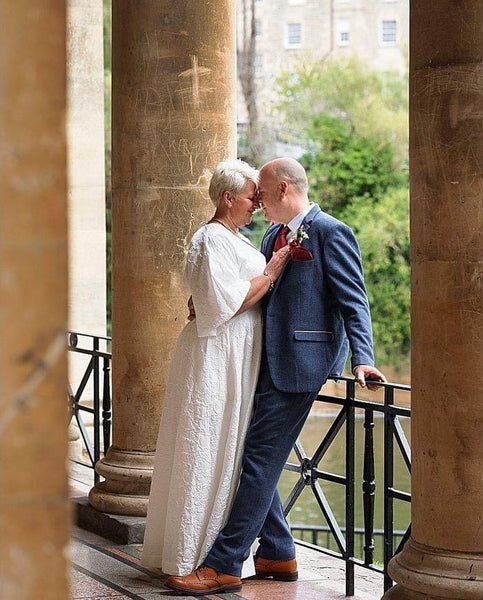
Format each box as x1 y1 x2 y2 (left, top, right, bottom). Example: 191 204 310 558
235 246 291 315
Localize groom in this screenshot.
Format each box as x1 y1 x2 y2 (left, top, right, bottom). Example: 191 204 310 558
167 157 386 594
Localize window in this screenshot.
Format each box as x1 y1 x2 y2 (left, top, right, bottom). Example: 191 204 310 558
337 19 350 46
285 22 302 48
288 0 306 5
255 19 262 39
381 20 397 44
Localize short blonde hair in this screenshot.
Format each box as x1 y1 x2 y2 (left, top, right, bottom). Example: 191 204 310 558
209 160 259 206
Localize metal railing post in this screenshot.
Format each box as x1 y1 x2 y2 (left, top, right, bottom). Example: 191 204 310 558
345 379 355 597
363 407 375 566
383 385 395 591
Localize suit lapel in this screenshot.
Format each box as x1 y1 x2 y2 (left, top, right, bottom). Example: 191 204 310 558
300 204 321 233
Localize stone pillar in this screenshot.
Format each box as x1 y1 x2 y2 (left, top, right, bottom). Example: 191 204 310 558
89 0 237 515
0 1 69 599
383 2 483 599
66 0 107 380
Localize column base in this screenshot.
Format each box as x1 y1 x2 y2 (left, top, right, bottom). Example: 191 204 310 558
383 538 483 600
68 420 83 460
88 446 154 516
383 585 449 600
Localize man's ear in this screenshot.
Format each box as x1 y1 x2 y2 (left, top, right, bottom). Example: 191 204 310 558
279 181 288 195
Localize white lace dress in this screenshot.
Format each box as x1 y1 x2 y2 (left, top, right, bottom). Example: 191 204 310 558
141 223 266 575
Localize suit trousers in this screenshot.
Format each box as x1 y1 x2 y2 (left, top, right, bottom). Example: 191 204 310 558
203 352 318 576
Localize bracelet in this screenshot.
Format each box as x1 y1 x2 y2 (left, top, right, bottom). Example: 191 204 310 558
263 270 274 291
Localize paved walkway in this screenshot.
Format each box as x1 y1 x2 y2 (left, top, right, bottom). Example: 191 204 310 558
69 464 384 599
70 525 384 600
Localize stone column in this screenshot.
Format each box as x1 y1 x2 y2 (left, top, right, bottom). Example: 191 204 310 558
0 1 69 599
383 2 483 599
66 0 107 379
89 0 237 515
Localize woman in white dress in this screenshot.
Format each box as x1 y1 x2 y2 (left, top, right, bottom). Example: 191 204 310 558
141 160 290 576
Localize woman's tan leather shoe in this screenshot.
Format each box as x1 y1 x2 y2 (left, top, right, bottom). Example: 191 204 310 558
165 566 242 595
254 556 298 581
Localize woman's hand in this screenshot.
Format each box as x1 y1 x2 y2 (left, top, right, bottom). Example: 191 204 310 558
264 246 291 282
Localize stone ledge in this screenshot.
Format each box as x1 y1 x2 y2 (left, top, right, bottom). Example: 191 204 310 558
74 496 146 544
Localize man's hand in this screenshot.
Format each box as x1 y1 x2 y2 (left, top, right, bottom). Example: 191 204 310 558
187 296 196 321
354 365 387 391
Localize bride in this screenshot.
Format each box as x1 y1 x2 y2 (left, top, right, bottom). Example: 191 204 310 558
141 160 289 575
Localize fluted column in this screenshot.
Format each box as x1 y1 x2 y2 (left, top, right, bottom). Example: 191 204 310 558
0 1 69 598
89 0 237 515
383 2 483 599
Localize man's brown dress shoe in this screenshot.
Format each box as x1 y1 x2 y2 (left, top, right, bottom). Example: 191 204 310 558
254 556 298 581
165 566 242 595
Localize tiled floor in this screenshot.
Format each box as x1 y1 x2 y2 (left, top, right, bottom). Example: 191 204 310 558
69 465 384 600
70 525 383 600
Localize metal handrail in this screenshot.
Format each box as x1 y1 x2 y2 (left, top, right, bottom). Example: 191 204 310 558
67 335 410 596
68 332 112 484
283 376 411 595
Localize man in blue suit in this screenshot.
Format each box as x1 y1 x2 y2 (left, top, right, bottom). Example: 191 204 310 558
167 157 386 595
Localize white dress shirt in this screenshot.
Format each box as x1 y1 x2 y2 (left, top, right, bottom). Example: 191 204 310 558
284 203 314 241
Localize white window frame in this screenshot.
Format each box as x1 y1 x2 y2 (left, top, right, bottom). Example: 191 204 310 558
380 19 397 45
285 22 303 49
337 19 350 46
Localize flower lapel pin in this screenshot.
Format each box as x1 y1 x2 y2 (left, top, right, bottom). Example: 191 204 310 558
289 225 313 262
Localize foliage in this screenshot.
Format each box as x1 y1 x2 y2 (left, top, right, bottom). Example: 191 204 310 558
340 189 410 368
276 55 408 169
274 56 410 368
301 114 405 214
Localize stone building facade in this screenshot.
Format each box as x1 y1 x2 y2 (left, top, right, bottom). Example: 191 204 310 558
238 0 408 144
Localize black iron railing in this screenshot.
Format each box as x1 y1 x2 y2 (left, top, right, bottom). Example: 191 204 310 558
68 332 112 484
67 338 410 595
282 377 411 596
290 524 408 558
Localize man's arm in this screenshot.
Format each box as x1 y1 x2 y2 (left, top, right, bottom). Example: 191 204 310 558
322 220 386 388
322 221 375 368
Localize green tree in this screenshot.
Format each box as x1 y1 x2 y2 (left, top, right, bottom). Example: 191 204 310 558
301 114 405 214
340 189 410 368
275 56 410 368
276 55 408 169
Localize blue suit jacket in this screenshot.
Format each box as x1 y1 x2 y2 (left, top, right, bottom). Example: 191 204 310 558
261 204 375 393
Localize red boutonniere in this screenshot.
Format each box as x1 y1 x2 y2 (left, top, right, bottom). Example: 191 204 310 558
289 226 313 262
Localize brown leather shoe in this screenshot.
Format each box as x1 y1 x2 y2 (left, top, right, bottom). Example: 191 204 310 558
165 566 242 595
254 556 298 581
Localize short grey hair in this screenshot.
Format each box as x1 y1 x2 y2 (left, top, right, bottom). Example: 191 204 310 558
209 159 259 206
